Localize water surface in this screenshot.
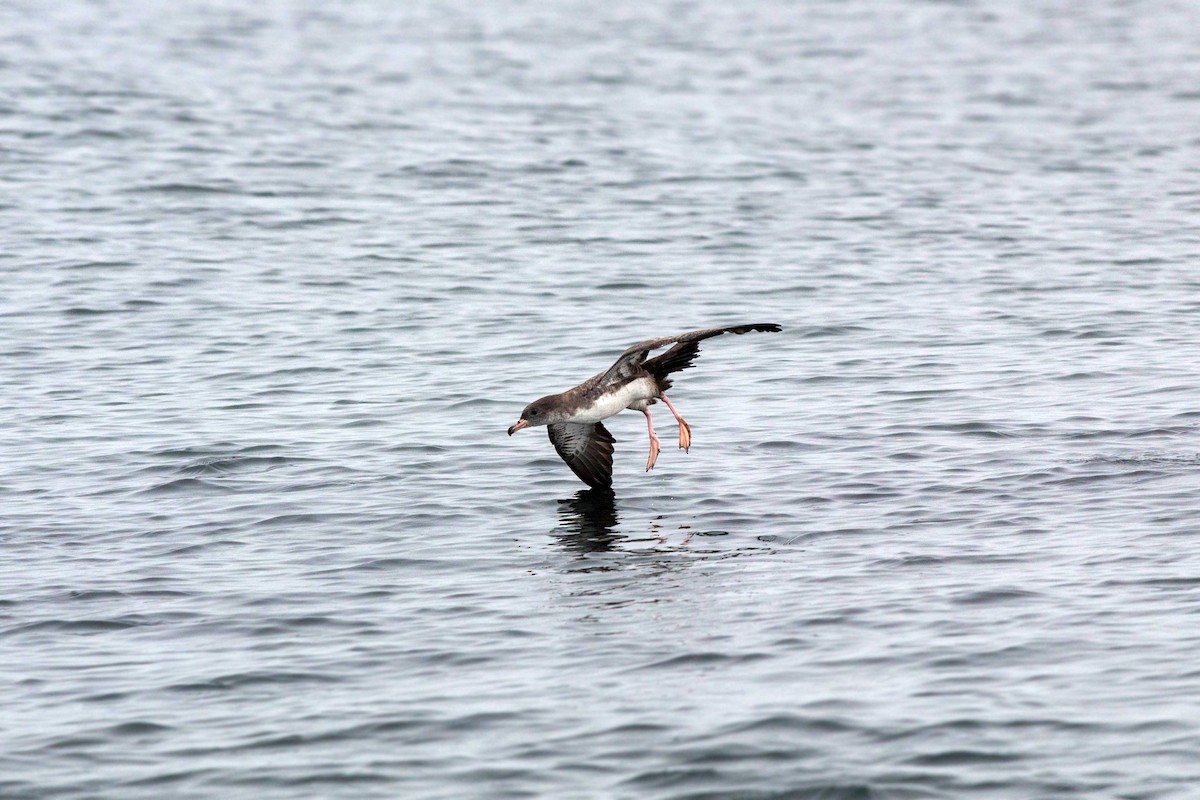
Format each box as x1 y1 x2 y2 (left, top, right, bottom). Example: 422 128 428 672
3 1 1200 797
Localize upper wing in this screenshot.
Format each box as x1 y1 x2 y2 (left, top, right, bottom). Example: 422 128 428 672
599 323 782 384
548 422 616 489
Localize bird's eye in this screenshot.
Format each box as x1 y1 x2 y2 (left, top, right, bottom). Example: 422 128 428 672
530 408 539 416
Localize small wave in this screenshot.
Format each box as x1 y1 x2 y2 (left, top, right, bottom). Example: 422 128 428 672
1076 453 1200 467
253 512 357 527
720 714 860 736
139 477 233 496
61 259 135 271
596 281 650 290
5 618 142 635
106 721 174 737
757 440 819 451
62 306 128 316
126 182 244 195
257 771 393 787
167 671 338 693
176 455 305 476
919 421 1012 437
953 588 1042 605
393 159 493 179
68 589 128 601
905 749 1021 766
637 652 772 671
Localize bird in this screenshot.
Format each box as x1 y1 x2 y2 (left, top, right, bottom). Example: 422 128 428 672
507 324 782 488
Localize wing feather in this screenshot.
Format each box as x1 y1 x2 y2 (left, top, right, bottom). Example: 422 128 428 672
548 422 616 489
600 323 781 383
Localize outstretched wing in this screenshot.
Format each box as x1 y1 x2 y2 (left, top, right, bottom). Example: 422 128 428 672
599 323 782 384
548 422 616 489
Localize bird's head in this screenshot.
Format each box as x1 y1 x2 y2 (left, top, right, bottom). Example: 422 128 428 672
508 395 559 435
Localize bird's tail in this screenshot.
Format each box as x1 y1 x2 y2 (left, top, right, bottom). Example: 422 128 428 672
645 341 700 392
644 323 781 392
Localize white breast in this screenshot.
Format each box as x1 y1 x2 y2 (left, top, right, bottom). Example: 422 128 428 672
571 377 657 423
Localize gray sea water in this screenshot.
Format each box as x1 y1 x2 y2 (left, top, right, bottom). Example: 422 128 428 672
4 1 1200 798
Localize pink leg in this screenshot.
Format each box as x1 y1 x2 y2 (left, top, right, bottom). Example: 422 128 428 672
641 407 661 471
660 395 692 452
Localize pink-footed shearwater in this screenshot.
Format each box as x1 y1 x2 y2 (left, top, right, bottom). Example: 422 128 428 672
507 324 782 488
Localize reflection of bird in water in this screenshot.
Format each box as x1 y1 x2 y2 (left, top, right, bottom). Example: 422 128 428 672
555 488 620 553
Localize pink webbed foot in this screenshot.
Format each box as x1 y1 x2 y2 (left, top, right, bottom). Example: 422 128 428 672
645 435 661 471
677 418 691 452
660 394 692 453
642 407 662 471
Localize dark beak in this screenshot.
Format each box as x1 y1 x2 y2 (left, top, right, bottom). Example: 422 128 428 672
508 419 529 436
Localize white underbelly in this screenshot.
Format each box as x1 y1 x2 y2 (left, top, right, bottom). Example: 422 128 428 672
574 377 657 423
